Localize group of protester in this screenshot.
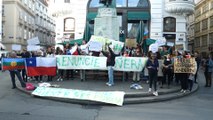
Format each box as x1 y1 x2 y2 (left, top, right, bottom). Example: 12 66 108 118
1 41 213 97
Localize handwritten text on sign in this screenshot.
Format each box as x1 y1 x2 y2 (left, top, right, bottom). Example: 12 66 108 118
174 58 196 73
57 56 148 72
56 55 107 70
32 87 125 106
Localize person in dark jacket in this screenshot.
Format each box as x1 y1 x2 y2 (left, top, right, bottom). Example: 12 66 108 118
146 52 159 96
8 52 26 89
102 45 119 86
18 49 31 82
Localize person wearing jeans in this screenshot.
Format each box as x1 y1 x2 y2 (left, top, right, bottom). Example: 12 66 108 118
146 52 159 96
102 45 119 86
9 70 26 89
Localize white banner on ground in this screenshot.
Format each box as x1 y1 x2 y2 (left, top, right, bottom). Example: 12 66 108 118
27 45 40 51
12 44 21 51
32 87 125 106
56 55 148 72
27 37 40 45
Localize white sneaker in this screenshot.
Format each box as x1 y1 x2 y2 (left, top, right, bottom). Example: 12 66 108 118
148 88 152 93
60 78 63 81
153 91 158 96
180 89 184 92
57 78 60 82
106 82 113 87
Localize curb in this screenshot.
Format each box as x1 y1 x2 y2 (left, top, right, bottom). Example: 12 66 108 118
16 84 199 106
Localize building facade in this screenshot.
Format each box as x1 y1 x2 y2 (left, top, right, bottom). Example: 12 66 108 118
193 0 213 57
84 0 195 51
48 0 88 44
48 0 195 51
2 0 55 51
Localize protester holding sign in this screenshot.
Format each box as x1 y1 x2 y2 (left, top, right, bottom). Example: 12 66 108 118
146 52 159 96
8 52 26 89
102 45 120 86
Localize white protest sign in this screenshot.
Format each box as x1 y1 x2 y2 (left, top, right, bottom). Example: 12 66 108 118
12 44 21 51
90 35 124 53
57 55 107 70
57 56 148 72
32 87 125 106
27 45 40 51
80 44 89 54
156 39 166 46
149 43 159 53
27 37 40 45
88 41 103 52
114 57 148 72
167 42 174 47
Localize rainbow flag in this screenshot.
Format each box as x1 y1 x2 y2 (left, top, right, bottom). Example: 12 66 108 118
2 58 25 70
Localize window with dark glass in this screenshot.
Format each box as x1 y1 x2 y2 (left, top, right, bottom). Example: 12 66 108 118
202 35 207 46
195 37 200 47
209 33 213 44
127 20 140 38
128 0 149 7
202 19 208 30
195 22 200 32
64 18 75 32
163 17 176 32
210 16 213 27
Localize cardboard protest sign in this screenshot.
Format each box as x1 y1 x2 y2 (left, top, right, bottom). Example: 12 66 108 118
174 58 196 73
125 39 137 48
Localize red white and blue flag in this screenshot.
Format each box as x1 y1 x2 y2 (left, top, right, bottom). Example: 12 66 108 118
26 57 56 76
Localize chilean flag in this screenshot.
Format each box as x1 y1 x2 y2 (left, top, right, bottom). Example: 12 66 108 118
26 57 57 76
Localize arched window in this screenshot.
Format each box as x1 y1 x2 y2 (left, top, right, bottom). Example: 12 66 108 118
64 17 75 32
163 17 176 32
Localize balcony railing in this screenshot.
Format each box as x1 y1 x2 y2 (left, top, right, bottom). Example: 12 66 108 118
165 0 195 15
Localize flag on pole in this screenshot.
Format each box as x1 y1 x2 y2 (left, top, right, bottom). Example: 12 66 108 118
2 58 25 70
26 57 56 76
143 25 149 39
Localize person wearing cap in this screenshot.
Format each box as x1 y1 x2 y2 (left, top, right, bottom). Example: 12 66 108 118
146 52 159 96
